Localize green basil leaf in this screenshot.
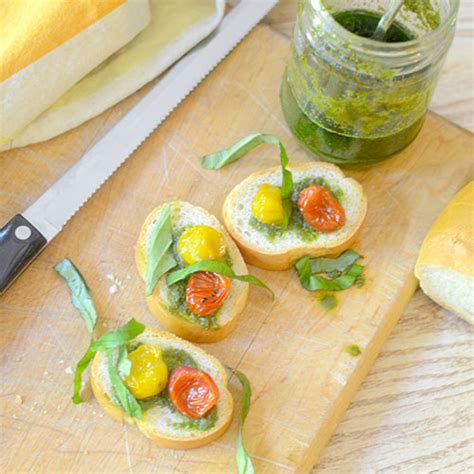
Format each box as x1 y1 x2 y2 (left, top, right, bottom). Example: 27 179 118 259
54 258 97 333
92 319 145 352
72 339 96 404
309 250 362 274
106 349 143 419
200 133 293 230
145 203 178 296
117 346 132 378
278 143 293 231
296 257 364 292
230 368 255 474
166 260 274 298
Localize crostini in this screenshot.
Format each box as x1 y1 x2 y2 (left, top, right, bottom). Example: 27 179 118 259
223 162 367 270
135 201 252 343
200 133 367 271
91 326 234 449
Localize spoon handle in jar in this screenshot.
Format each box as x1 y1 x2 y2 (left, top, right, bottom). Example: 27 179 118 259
372 0 404 41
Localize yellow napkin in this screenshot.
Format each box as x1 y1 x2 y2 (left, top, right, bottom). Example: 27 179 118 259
1 0 224 151
0 0 150 147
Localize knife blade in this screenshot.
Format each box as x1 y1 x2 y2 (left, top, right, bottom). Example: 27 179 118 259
0 0 278 295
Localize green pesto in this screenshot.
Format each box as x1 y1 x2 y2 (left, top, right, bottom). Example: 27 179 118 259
403 0 440 31
283 8 435 165
167 280 220 330
137 347 218 431
319 293 337 311
346 344 362 357
248 177 343 242
162 348 198 372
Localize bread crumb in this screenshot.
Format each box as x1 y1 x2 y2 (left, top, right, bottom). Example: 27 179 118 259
109 284 118 294
15 395 23 405
43 410 47 414
44 370 49 375
65 367 73 375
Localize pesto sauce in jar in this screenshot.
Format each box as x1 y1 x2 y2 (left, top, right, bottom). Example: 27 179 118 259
282 0 457 166
281 9 425 166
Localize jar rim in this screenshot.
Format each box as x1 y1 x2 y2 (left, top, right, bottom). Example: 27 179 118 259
308 0 460 52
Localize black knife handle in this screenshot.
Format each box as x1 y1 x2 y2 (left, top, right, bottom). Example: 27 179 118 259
0 214 47 295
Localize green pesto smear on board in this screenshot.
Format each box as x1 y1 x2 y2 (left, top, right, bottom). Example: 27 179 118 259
136 347 218 431
248 177 344 242
282 5 441 165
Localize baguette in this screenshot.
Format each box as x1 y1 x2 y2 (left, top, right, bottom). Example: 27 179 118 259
136 201 249 343
90 327 234 449
415 181 474 324
223 162 367 270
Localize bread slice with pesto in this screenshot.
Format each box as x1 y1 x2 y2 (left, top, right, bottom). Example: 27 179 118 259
223 162 367 270
135 201 249 343
90 327 234 449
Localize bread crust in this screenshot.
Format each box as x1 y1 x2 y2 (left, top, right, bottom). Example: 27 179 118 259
90 327 234 449
223 163 367 271
135 201 249 343
415 181 474 324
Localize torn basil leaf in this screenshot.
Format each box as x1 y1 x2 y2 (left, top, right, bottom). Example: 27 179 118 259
117 345 132 378
106 349 143 419
229 368 255 474
295 251 365 292
309 249 361 274
72 340 96 404
145 203 178 296
54 258 97 333
71 319 145 406
166 260 274 298
200 133 293 230
92 318 145 352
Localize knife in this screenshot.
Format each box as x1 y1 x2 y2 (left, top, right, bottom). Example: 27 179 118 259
0 0 278 295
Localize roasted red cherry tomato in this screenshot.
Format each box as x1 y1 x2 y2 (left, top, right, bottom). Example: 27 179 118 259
297 184 345 232
167 366 219 419
186 271 231 317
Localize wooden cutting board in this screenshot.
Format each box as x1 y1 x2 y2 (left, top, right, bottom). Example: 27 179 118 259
0 25 472 473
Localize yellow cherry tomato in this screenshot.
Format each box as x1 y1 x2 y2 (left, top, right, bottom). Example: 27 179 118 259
124 344 168 399
177 225 226 265
251 184 284 225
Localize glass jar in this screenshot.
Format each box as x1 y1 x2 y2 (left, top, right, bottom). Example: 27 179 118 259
281 0 459 166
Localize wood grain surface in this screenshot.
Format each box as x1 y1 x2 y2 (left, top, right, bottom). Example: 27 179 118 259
264 1 474 472
0 3 472 474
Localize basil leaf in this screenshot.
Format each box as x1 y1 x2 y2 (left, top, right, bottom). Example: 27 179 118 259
296 257 364 292
200 133 293 230
54 258 97 333
92 318 145 352
106 349 143 419
166 260 274 298
72 339 96 404
201 133 280 169
145 203 178 296
117 346 132 378
309 250 362 274
278 142 293 231
231 368 255 474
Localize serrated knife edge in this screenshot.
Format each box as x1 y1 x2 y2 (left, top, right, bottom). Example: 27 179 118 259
0 0 277 294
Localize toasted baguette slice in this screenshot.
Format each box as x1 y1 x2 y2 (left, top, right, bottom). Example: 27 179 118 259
90 327 234 449
223 163 367 270
415 182 474 324
136 201 249 343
